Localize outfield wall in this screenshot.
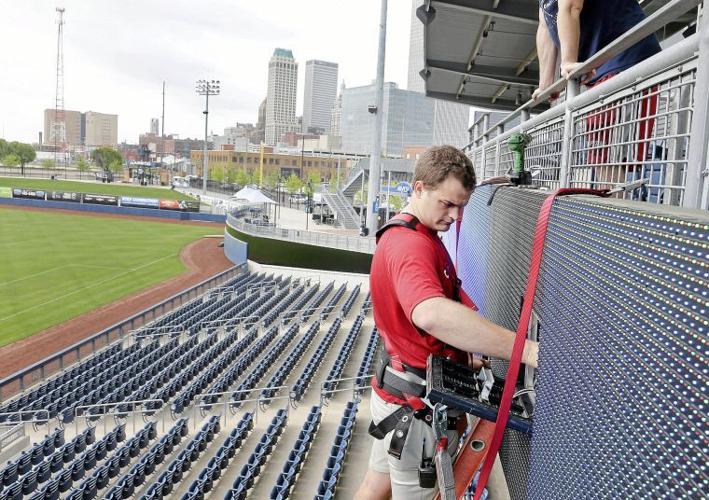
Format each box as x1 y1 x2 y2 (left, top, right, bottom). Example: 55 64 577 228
0 197 226 223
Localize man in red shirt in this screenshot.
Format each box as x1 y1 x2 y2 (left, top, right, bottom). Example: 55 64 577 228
355 145 539 499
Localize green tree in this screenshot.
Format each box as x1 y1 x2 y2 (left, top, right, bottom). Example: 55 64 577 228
41 158 54 170
263 170 279 189
91 147 122 172
285 174 303 194
235 170 251 187
2 153 20 168
77 157 90 179
9 142 36 175
108 160 124 175
0 139 9 159
389 194 405 212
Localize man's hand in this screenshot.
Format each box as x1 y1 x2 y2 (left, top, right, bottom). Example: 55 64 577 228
561 61 596 83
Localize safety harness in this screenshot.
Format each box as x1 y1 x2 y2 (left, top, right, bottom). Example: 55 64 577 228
368 213 466 460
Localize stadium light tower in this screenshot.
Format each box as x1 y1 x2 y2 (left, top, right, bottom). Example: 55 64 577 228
195 80 220 194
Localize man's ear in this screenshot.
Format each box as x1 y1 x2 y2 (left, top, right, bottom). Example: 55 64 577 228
413 180 425 198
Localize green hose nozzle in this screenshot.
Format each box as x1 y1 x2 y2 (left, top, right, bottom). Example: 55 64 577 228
507 133 533 185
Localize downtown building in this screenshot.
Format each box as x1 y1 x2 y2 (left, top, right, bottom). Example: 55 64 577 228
43 109 118 148
339 82 434 156
265 48 298 146
302 60 339 135
407 0 470 148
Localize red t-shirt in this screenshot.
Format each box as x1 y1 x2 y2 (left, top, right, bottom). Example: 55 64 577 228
370 218 466 404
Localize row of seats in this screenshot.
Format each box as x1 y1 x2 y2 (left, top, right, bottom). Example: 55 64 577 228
201 325 278 409
224 284 292 332
141 416 220 500
322 314 365 395
321 284 347 321
82 337 201 422
315 401 359 499
291 319 343 401
57 423 152 500
230 325 299 409
0 428 63 487
261 322 320 401
226 409 288 500
261 286 305 328
281 284 320 324
0 343 141 423
355 327 379 387
340 284 362 318
269 405 322 499
182 412 254 500
148 323 256 412
55 338 177 423
301 282 334 321
1 426 99 498
171 329 258 414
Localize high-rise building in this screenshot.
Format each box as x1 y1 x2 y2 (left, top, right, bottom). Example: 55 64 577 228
265 48 298 145
44 109 82 147
83 111 118 147
330 81 345 138
340 82 434 156
407 0 470 148
253 98 267 144
150 118 160 135
303 60 338 135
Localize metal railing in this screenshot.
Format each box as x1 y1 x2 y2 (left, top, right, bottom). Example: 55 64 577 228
319 374 373 406
227 213 376 254
466 0 707 209
0 264 247 401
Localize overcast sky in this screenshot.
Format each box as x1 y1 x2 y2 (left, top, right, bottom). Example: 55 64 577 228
0 0 412 144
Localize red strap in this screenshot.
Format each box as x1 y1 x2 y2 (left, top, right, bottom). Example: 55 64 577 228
474 188 608 499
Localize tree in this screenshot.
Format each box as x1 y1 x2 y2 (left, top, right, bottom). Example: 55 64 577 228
285 174 303 194
108 160 123 175
2 153 20 168
0 139 9 159
41 159 54 170
9 142 35 175
77 157 89 179
91 147 122 172
235 170 251 188
263 170 279 189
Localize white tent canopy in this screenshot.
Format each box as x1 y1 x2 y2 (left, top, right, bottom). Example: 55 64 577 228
232 186 277 205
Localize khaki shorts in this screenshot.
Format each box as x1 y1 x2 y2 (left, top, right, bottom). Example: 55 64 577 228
368 391 460 499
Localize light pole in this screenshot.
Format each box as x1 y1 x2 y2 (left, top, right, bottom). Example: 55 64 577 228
306 180 312 231
195 79 220 194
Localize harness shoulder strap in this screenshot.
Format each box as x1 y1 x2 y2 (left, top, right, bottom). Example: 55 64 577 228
375 213 422 242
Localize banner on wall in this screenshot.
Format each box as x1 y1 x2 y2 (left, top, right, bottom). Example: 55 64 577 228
83 193 118 205
0 187 11 198
159 199 200 212
48 191 80 203
12 188 46 200
120 196 160 209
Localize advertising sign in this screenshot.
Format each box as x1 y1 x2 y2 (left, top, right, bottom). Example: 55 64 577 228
159 199 200 212
48 191 80 203
12 188 46 200
120 196 160 209
83 193 118 205
0 187 11 198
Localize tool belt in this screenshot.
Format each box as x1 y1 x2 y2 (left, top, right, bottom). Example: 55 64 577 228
369 350 459 460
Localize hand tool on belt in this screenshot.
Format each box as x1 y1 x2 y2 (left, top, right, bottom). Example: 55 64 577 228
368 350 459 461
433 403 456 500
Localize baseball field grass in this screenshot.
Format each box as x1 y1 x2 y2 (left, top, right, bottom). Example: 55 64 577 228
0 208 217 347
0 177 194 201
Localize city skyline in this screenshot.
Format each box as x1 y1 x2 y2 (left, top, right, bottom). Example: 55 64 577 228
0 1 412 145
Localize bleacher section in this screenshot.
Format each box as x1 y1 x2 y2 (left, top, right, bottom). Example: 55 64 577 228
0 268 373 500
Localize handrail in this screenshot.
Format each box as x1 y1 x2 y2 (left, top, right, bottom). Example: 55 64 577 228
467 0 701 147
0 263 247 400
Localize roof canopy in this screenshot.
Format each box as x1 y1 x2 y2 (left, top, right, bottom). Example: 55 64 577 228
232 186 277 204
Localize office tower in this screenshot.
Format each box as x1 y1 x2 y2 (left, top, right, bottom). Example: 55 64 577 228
150 118 159 135
330 81 345 138
340 82 434 156
303 60 339 135
265 48 298 145
407 0 470 148
83 111 118 147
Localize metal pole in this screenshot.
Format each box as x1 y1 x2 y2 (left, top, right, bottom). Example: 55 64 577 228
385 170 391 221
684 13 709 208
558 79 580 188
203 90 209 194
366 0 387 233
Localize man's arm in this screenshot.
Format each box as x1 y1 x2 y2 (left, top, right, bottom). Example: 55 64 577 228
533 7 559 99
557 0 596 81
411 297 539 368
